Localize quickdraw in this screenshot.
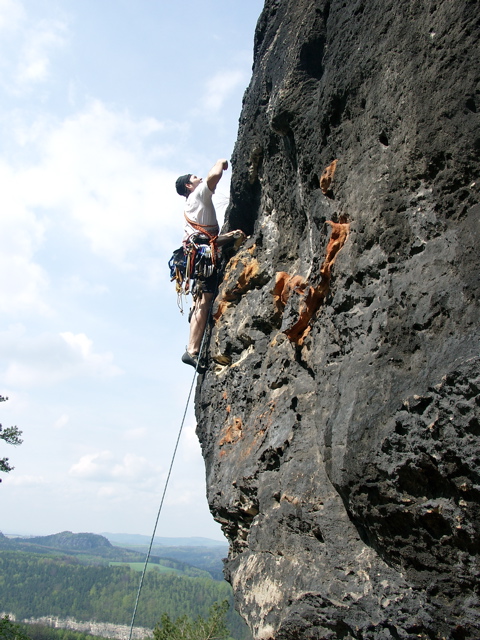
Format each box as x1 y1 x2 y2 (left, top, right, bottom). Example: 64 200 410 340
168 247 188 312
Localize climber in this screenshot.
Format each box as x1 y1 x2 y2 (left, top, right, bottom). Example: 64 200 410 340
175 158 245 370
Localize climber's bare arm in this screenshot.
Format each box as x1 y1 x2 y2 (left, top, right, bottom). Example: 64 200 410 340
206 159 228 192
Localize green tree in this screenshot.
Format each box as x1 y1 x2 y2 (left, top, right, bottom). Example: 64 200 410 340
0 616 31 640
153 600 229 640
0 396 23 480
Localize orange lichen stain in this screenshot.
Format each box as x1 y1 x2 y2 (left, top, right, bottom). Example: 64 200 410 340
238 401 275 461
234 257 260 294
251 402 275 438
219 417 243 447
222 390 228 401
226 404 231 415
221 245 257 285
214 246 259 321
284 286 324 344
274 220 350 344
213 299 231 321
322 220 350 277
273 272 307 313
320 159 338 195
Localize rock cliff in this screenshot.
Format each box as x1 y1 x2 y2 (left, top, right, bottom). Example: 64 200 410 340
196 1 480 638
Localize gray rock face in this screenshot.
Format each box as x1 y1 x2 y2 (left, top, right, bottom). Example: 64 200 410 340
195 1 480 638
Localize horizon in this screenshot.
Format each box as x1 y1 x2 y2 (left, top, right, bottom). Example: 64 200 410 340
3 529 228 545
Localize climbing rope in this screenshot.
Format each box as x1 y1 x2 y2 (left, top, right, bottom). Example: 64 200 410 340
127 286 217 640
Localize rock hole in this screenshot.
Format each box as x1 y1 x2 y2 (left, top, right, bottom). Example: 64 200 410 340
299 35 326 80
323 0 331 22
465 97 477 113
312 526 324 543
379 132 389 147
311 173 320 190
466 417 480 436
410 242 425 256
394 420 409 436
354 2 365 16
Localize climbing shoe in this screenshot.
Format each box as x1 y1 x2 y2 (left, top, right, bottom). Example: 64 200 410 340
181 351 206 373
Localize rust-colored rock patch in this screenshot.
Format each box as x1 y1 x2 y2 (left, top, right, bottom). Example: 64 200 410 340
275 221 350 344
214 246 259 321
320 159 338 195
273 272 307 313
219 417 243 447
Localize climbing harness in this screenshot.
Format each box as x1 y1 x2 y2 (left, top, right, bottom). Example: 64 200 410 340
168 241 217 313
184 212 219 271
184 212 219 243
168 215 219 314
127 279 218 640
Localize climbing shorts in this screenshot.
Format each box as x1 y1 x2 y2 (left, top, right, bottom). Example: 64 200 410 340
199 270 218 294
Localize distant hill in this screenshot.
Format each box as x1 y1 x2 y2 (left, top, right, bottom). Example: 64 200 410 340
0 531 210 578
0 531 225 579
102 532 227 548
0 531 136 561
26 531 112 551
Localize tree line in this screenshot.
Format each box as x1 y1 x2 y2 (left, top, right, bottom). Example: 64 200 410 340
0 552 250 640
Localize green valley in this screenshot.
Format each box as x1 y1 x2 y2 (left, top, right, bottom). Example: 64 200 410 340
0 532 251 640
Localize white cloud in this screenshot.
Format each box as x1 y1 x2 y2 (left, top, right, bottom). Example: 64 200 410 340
97 485 118 499
17 18 67 85
0 0 24 32
53 413 69 429
180 423 202 463
111 453 153 480
60 332 121 378
0 327 123 387
3 474 48 486
165 469 207 507
60 276 108 296
69 451 161 486
12 101 184 265
0 161 50 315
200 69 248 114
69 451 113 480
0 98 190 316
123 427 148 440
0 0 68 92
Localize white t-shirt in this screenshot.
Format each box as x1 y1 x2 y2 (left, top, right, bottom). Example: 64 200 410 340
183 182 219 242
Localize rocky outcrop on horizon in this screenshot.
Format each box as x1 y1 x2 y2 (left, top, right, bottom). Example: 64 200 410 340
195 1 480 638
1 531 153 563
24 531 113 551
16 616 151 640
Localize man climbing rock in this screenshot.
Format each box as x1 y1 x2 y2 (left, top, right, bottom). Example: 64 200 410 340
175 158 244 370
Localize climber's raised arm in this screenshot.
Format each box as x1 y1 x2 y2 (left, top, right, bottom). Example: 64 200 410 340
206 159 228 192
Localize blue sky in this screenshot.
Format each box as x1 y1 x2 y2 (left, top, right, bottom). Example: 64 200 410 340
0 0 264 540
